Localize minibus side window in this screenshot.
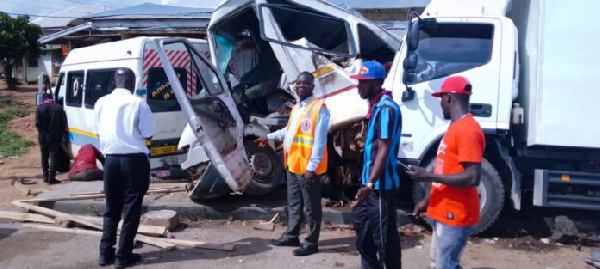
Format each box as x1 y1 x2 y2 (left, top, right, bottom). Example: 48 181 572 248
85 68 116 109
66 71 84 107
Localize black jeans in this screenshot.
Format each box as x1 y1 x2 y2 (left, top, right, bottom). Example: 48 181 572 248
40 142 60 182
352 190 402 269
283 171 323 247
99 153 150 259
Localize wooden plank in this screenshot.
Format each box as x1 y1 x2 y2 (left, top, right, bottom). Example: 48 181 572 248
74 215 167 237
18 187 186 203
23 225 177 251
12 201 175 250
162 238 235 251
0 211 56 224
23 223 103 237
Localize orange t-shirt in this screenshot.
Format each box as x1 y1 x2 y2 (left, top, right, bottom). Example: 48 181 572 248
427 114 485 227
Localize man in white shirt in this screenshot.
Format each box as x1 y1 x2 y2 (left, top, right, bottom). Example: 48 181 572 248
94 68 156 269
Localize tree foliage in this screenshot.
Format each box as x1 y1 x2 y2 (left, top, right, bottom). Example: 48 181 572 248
0 13 42 90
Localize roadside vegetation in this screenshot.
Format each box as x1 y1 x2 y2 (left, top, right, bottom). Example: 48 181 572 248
0 97 33 158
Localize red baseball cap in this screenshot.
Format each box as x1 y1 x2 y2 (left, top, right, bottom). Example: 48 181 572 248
432 76 473 97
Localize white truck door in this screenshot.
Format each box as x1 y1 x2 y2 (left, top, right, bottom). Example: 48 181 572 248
154 38 253 193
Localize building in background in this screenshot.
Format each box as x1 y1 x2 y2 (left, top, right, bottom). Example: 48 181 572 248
13 5 111 84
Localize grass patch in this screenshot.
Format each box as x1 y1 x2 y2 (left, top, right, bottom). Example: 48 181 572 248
0 97 34 158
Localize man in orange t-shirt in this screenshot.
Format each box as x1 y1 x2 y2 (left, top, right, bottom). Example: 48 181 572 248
407 76 485 269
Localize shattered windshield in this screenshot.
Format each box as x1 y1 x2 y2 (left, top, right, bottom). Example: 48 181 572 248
409 23 493 84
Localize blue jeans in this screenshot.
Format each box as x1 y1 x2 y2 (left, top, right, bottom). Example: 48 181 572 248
430 220 471 269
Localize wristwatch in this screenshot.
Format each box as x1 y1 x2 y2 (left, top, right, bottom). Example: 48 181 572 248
366 182 374 190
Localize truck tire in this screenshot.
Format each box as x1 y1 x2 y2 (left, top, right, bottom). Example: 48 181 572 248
244 141 284 196
412 158 505 235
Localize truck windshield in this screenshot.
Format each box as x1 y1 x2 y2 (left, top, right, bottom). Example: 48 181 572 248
408 23 493 85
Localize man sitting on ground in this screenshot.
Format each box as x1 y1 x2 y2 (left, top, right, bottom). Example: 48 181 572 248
68 144 105 181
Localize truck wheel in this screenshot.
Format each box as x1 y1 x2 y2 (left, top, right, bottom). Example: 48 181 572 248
412 158 505 235
244 141 284 195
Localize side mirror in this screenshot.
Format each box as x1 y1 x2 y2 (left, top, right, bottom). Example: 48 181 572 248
402 87 415 103
407 18 420 51
403 54 419 71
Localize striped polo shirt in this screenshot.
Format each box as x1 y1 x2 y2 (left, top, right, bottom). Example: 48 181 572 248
361 93 402 190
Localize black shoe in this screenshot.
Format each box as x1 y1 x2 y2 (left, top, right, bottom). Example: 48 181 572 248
114 253 142 269
47 179 61 184
272 237 300 247
293 245 318 256
98 253 115 267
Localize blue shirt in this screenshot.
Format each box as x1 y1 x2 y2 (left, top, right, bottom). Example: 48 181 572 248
267 96 330 172
362 94 402 190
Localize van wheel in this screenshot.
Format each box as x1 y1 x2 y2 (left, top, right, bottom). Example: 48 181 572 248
244 141 284 195
412 158 505 235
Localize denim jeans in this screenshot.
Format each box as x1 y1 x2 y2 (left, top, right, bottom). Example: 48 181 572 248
430 220 471 269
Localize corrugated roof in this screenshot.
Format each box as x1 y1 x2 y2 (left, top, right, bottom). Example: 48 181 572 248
83 3 213 20
32 5 113 28
332 0 431 9
164 0 429 9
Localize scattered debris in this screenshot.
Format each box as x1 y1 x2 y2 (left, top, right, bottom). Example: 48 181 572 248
8 195 234 252
253 213 280 232
541 238 550 244
416 245 424 250
141 210 180 231
400 224 425 235
484 239 496 245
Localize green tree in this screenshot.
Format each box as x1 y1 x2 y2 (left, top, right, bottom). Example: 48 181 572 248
0 13 42 91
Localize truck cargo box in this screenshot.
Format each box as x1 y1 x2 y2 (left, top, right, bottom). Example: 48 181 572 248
512 0 600 148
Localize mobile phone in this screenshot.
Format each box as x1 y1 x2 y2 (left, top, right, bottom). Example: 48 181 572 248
397 162 409 171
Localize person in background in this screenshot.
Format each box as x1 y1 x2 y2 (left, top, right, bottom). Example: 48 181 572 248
407 76 484 269
95 68 156 269
68 144 105 181
256 71 330 256
35 93 67 184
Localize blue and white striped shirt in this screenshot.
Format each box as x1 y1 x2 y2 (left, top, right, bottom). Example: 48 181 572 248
361 94 402 190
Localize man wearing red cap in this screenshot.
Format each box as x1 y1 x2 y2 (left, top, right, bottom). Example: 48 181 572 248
407 76 485 269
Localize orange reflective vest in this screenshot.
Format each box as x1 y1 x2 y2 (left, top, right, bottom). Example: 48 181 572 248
284 99 328 175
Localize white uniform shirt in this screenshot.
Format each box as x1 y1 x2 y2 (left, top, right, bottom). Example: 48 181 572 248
94 88 156 155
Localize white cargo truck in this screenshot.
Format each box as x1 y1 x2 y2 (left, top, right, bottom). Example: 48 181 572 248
157 0 600 234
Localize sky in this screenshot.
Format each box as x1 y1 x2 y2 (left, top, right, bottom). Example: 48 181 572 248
0 0 223 19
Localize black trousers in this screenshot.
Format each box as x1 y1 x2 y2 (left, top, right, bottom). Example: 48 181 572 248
352 190 402 269
283 171 322 247
40 142 60 182
99 153 150 258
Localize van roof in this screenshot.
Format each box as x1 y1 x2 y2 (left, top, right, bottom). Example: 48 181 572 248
62 36 205 67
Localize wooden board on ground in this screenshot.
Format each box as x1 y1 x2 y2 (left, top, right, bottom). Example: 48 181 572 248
18 187 186 203
0 211 55 224
23 223 102 237
11 201 175 250
75 215 167 237
161 238 236 251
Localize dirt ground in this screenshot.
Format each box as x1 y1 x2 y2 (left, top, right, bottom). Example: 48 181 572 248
0 82 596 269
